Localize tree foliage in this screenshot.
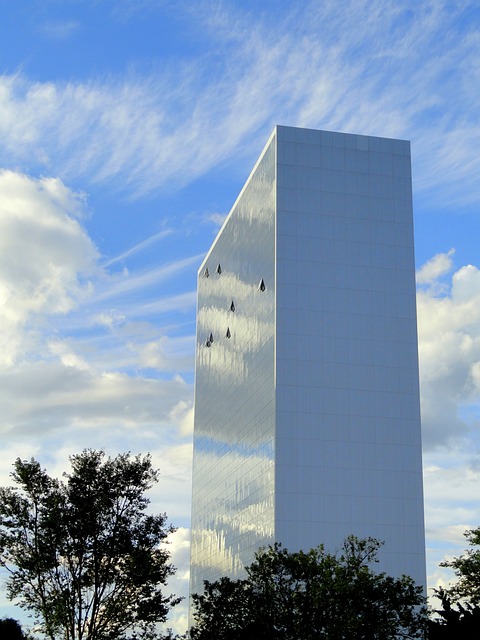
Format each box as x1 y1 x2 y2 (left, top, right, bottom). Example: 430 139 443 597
428 526 480 639
428 587 480 639
0 617 32 639
0 450 180 640
439 526 480 606
189 536 427 640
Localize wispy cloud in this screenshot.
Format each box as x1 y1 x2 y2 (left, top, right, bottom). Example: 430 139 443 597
102 228 173 267
204 212 227 228
93 255 202 302
0 1 478 208
39 20 80 39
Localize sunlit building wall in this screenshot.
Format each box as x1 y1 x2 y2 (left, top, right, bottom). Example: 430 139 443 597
190 125 426 600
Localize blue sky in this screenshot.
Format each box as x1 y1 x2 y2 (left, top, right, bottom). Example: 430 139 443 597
1 0 480 633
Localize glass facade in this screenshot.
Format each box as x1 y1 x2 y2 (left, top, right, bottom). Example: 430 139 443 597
190 135 276 597
190 126 426 603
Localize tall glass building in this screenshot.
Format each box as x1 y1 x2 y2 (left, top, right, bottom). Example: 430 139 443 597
189 125 426 600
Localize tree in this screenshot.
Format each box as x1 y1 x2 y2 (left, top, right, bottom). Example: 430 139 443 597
0 450 181 640
439 526 480 606
189 536 427 640
427 587 480 639
0 617 31 639
428 526 480 639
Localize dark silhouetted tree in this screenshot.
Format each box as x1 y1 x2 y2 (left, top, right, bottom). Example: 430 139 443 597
0 450 181 640
428 586 480 639
0 617 31 639
428 526 480 639
190 536 427 640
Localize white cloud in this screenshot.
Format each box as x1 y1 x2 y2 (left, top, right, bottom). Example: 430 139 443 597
49 339 91 371
0 169 196 532
0 170 98 367
161 527 191 635
132 335 194 372
416 249 455 286
0 168 198 380
423 445 480 596
169 401 194 436
0 362 192 433
417 252 480 597
417 253 480 448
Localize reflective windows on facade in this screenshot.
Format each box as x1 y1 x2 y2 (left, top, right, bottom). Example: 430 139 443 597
190 126 425 606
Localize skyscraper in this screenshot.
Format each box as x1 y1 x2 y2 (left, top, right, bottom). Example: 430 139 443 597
190 125 426 600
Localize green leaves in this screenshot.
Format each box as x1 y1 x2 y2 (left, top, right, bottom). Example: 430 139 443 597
429 526 480 637
439 526 480 607
0 450 180 640
190 536 427 640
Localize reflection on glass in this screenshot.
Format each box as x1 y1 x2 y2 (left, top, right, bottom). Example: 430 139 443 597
191 125 426 609
190 137 276 598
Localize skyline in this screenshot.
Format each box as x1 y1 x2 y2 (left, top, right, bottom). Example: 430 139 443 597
1 1 480 633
